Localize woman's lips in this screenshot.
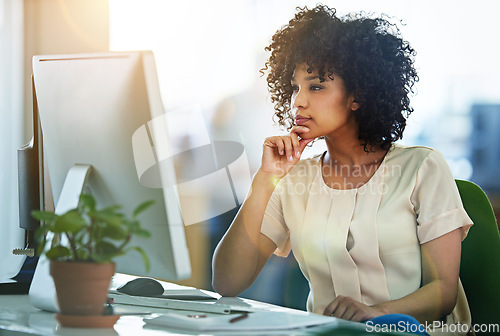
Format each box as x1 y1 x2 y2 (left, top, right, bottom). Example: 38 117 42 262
295 115 311 125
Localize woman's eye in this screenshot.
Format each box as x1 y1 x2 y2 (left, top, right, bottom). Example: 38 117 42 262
310 85 323 91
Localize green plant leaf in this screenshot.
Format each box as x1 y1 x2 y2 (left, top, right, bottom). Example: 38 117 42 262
45 245 71 260
34 194 153 264
53 211 86 234
35 225 48 240
136 229 151 238
101 225 128 240
31 210 58 222
79 193 96 210
34 225 50 256
126 246 150 272
101 205 122 213
133 200 155 218
76 248 89 261
36 239 47 257
94 212 124 227
94 241 119 260
124 219 140 232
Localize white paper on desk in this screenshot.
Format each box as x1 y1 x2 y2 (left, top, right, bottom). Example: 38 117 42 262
144 311 338 331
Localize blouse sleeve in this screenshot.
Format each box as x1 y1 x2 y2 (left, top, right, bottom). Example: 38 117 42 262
261 186 291 257
411 149 473 244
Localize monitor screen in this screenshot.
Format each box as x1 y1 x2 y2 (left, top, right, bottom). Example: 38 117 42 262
30 51 191 290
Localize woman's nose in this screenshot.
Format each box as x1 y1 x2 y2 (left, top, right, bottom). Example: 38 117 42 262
292 89 307 109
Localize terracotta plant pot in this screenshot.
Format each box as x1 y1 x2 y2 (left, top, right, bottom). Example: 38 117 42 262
50 261 115 316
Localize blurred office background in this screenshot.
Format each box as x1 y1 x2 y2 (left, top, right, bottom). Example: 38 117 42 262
1 0 499 308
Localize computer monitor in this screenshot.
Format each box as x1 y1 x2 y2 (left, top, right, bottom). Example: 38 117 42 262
28 51 191 310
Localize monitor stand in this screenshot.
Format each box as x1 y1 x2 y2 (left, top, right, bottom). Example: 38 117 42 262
28 164 92 312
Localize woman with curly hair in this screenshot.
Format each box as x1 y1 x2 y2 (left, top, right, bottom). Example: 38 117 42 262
212 4 472 333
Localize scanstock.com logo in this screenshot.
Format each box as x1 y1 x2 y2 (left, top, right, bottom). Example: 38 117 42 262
132 106 251 225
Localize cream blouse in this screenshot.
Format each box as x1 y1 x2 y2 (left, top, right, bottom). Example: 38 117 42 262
261 144 473 316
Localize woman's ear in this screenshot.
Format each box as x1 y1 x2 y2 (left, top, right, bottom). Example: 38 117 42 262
351 100 360 111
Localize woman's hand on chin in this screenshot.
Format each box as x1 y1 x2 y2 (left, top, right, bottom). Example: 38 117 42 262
260 126 314 178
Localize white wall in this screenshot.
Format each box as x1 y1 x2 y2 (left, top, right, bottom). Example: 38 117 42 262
23 0 109 143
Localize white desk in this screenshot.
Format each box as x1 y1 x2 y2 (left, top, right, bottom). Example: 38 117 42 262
0 294 416 336
0 294 315 335
2 273 325 335
0 275 409 336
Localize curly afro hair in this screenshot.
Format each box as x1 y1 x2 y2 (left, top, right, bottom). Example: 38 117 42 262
263 4 418 151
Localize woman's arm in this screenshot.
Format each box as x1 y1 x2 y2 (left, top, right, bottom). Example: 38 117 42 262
212 126 313 296
324 228 462 323
211 170 278 296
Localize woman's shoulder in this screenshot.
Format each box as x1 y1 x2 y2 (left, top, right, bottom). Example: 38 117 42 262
388 143 445 166
385 144 454 183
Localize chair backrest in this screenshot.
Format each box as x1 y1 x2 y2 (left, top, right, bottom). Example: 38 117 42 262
456 179 500 332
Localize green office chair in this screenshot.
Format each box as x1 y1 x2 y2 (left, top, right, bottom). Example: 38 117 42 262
456 179 500 335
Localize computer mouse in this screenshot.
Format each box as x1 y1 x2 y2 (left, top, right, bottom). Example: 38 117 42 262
116 277 164 296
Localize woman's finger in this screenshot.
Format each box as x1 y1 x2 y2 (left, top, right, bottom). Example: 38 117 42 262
290 126 310 158
279 136 294 162
289 132 301 158
299 137 314 151
323 296 341 316
264 136 284 156
290 125 309 134
341 303 358 321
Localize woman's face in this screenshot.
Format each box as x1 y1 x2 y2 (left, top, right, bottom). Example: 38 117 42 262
290 63 359 140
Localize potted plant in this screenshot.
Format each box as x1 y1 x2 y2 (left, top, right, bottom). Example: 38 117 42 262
32 193 153 325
